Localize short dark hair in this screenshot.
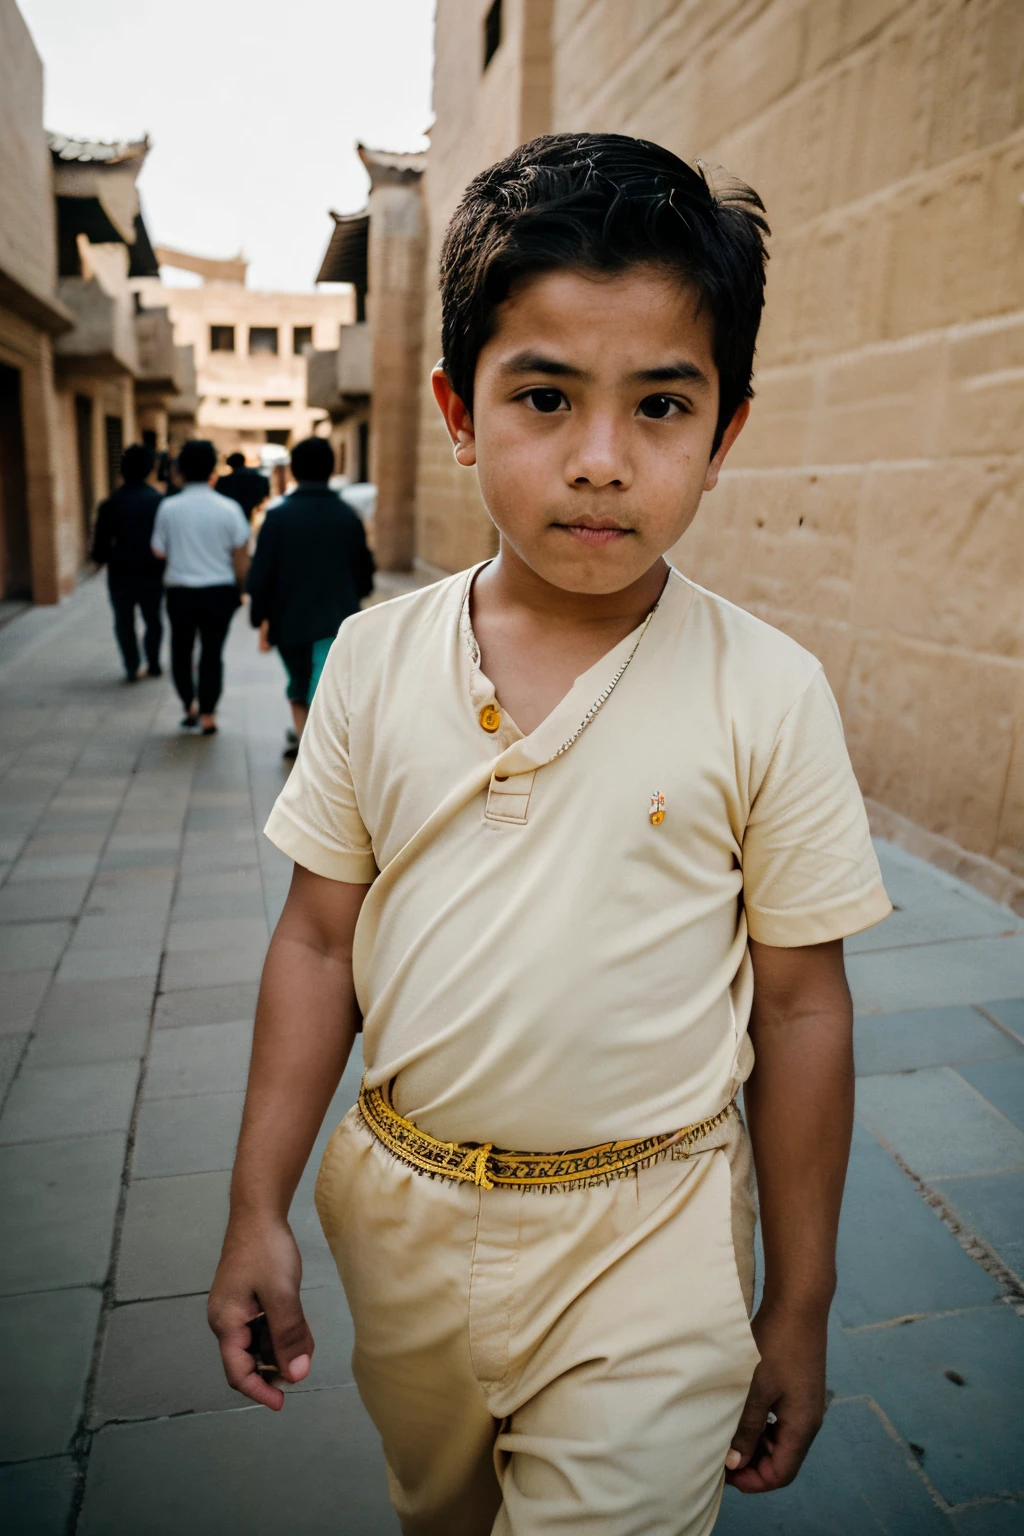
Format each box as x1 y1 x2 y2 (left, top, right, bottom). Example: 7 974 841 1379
439 133 770 453
120 443 155 484
226 452 246 470
177 439 218 483
290 436 334 483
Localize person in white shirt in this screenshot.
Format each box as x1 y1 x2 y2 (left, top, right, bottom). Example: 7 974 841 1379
151 440 251 734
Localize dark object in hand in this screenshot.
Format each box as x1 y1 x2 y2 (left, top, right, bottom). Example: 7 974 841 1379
249 1312 279 1377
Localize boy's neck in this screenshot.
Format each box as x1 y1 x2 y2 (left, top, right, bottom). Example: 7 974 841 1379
477 541 670 633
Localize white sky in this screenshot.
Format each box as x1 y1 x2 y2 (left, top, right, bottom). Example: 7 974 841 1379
20 0 435 292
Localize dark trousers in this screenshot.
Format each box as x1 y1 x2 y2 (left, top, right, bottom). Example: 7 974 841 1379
110 582 163 678
165 585 239 715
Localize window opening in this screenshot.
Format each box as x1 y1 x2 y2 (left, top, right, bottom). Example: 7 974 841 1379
105 415 124 493
0 364 32 597
74 395 94 541
249 327 279 355
293 326 314 355
483 0 502 68
210 325 235 352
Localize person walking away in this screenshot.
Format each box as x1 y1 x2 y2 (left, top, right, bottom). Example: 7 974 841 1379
151 439 251 735
90 443 166 681
209 135 893 1533
216 451 270 523
247 436 374 759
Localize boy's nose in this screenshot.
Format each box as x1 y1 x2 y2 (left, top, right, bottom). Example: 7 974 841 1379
566 419 632 489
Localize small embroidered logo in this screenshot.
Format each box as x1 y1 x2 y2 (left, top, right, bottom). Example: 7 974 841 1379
649 790 666 825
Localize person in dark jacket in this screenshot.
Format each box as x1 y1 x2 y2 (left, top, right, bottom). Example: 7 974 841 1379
215 452 270 522
90 443 165 681
247 436 374 758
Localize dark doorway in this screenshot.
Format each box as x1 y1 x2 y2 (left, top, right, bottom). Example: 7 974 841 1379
74 394 94 544
265 428 290 446
357 420 370 483
105 415 124 495
0 364 32 599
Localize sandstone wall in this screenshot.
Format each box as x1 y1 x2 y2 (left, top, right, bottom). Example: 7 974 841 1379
367 179 427 569
0 0 74 603
0 0 58 315
419 0 1024 892
415 0 555 575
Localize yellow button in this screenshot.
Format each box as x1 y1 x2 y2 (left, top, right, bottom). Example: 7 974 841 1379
479 703 501 733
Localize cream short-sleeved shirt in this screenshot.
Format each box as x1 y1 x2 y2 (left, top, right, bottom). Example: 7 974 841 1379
265 564 891 1150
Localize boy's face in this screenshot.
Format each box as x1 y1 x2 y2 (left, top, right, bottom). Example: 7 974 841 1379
433 263 748 596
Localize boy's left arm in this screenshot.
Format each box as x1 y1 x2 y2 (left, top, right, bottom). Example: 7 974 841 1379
726 935 854 1494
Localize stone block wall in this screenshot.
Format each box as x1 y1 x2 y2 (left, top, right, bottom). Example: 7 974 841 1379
418 0 1024 891
414 0 555 574
0 0 74 604
367 179 428 569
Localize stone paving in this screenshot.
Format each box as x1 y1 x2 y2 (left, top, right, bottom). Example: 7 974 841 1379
0 574 1022 1536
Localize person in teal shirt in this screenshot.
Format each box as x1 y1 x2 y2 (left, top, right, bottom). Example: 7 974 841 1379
247 436 374 759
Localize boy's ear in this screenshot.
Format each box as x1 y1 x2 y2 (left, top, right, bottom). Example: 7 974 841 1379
431 366 477 467
703 399 750 492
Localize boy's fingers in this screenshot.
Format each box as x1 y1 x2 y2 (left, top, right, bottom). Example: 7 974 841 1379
727 1432 809 1492
726 1392 774 1470
264 1296 315 1382
216 1321 285 1411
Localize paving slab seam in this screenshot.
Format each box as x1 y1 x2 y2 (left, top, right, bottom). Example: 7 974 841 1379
946 1494 1024 1516
841 1302 1011 1333
0 575 105 672
851 927 1023 957
64 749 202 1536
853 1391 957 1516
972 1002 1024 1049
932 1165 1024 1181
860 1120 1024 1315
0 693 165 1121
243 727 283 937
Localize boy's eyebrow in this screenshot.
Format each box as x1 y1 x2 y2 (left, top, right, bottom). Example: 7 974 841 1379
499 351 587 379
497 352 711 390
629 361 711 389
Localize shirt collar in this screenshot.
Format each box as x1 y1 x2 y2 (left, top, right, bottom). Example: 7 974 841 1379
458 560 675 774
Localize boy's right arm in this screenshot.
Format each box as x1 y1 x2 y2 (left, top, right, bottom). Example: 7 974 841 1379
208 863 370 1410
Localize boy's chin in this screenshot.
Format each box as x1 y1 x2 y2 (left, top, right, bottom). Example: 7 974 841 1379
520 544 663 597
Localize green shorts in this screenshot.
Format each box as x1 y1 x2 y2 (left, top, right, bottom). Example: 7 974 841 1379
278 637 333 706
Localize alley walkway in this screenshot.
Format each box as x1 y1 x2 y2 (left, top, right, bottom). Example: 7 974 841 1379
0 575 1022 1536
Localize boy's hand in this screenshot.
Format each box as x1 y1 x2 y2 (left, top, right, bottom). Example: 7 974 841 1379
258 619 271 652
725 1303 828 1492
208 1215 314 1411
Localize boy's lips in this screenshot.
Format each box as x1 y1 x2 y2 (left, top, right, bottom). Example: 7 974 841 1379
553 518 633 547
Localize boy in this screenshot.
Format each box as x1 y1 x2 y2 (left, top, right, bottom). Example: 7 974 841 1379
246 436 374 760
209 134 891 1534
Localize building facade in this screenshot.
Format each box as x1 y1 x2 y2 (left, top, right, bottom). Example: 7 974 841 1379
0 0 179 603
406 0 1024 904
0 0 73 603
309 145 427 569
136 251 353 459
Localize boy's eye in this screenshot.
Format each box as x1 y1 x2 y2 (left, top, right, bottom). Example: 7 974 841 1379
523 388 566 413
637 394 683 419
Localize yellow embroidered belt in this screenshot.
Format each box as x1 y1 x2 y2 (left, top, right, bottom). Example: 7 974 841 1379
357 1082 736 1193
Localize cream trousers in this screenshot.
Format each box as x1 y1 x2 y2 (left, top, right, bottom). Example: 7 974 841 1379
314 1105 759 1536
